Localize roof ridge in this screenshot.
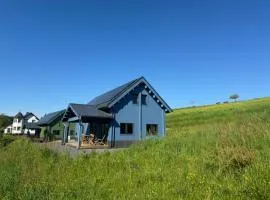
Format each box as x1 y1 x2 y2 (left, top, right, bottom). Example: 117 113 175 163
87 76 143 107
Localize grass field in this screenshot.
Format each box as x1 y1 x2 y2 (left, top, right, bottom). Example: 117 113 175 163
0 98 270 199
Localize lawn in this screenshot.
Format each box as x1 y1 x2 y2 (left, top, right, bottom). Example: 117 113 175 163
0 98 269 199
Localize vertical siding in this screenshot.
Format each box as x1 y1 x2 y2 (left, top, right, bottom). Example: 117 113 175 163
141 89 165 138
109 85 165 143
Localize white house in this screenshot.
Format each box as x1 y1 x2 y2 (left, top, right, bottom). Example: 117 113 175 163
4 112 40 135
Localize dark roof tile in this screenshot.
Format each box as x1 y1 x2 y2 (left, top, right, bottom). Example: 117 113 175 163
70 104 113 119
38 110 65 126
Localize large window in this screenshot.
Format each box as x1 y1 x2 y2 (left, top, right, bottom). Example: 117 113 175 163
142 94 147 105
146 124 158 136
120 123 133 134
132 93 138 104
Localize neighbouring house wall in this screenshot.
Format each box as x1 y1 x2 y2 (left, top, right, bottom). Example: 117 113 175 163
23 129 36 135
40 118 76 140
4 125 12 134
11 118 23 134
108 84 165 147
27 116 39 123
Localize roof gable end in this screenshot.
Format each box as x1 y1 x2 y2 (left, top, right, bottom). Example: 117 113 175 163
107 77 172 113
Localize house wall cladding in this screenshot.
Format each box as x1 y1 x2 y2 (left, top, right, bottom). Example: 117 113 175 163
107 84 165 146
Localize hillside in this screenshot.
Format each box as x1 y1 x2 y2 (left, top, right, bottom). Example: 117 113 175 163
0 98 269 199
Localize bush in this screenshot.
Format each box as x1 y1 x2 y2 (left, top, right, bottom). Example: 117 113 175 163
0 135 16 147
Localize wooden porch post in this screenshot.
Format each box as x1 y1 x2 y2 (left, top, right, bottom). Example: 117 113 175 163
63 122 68 145
77 121 83 149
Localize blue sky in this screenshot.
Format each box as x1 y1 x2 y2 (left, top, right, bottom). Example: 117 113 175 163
0 0 269 117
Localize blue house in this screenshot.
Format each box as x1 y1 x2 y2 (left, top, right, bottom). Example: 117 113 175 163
62 76 172 148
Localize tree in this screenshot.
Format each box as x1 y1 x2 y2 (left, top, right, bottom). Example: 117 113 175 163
229 94 239 102
0 114 13 130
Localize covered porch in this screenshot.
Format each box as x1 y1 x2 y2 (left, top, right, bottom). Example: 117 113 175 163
62 103 113 149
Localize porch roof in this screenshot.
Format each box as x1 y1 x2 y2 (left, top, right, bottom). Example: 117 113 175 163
62 103 113 122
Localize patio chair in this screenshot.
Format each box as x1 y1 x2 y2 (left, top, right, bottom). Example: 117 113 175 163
94 135 106 145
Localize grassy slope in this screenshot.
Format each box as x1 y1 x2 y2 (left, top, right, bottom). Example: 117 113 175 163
0 98 270 199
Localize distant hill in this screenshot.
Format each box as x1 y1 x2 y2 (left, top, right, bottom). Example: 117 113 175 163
167 97 270 130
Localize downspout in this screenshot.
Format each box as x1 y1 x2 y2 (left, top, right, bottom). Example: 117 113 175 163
113 113 116 148
139 93 142 140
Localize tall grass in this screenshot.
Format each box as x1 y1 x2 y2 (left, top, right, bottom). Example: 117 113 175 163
0 98 270 199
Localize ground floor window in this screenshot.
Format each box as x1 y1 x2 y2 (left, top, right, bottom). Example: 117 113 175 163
17 127 21 131
146 124 158 136
120 123 133 134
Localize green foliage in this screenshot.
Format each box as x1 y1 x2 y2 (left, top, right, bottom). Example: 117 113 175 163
0 98 270 199
229 94 240 101
0 114 13 133
0 135 16 147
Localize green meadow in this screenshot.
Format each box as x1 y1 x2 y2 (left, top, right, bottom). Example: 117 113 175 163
0 98 270 199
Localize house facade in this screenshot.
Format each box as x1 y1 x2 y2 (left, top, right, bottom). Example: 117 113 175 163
4 112 40 135
38 110 75 141
62 76 172 148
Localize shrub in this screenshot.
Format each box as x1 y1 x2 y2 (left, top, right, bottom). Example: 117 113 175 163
0 135 16 147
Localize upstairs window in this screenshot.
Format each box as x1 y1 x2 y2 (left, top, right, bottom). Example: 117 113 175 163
142 94 147 105
132 93 138 104
120 123 133 134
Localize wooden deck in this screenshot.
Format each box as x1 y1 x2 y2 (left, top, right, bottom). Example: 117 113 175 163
66 140 110 149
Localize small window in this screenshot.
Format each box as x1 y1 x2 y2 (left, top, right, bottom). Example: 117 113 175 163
146 124 158 136
32 120 35 123
17 127 21 131
13 127 16 130
132 93 138 104
120 123 133 134
142 94 147 105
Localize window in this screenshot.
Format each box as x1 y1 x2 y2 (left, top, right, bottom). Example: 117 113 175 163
142 94 147 105
13 127 16 130
120 123 133 134
146 124 158 136
17 127 21 131
132 93 138 104
53 130 60 135
32 120 35 123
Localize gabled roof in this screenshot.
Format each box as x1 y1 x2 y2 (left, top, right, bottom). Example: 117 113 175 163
24 112 39 120
88 76 172 113
38 110 65 126
62 104 113 122
14 112 24 119
88 77 140 107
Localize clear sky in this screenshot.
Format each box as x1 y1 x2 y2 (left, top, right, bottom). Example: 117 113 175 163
0 0 269 117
